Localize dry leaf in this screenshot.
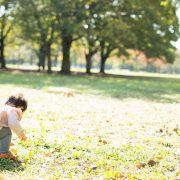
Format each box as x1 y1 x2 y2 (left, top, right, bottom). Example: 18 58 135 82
115 171 125 178
91 166 97 171
136 162 146 169
102 140 107 144
173 126 178 133
44 152 51 157
156 155 163 160
11 149 17 155
63 91 75 97
28 151 34 157
148 160 156 167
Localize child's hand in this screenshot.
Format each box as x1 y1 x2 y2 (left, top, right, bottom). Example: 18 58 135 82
20 135 27 141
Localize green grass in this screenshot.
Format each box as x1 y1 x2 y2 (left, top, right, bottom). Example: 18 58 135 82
0 71 180 102
0 71 179 179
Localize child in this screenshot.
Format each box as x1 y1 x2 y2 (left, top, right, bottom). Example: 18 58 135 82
0 93 28 159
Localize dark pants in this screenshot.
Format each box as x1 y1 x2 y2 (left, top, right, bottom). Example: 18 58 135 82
0 127 12 153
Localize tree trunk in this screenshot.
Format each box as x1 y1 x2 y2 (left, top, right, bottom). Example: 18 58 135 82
42 54 46 70
0 38 6 69
99 41 111 74
54 54 58 67
38 43 46 71
86 53 93 74
42 45 46 70
61 36 72 74
100 57 106 73
100 41 105 73
100 52 111 74
47 43 52 74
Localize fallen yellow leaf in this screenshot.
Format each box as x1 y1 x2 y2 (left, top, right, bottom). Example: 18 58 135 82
156 155 163 160
44 152 51 157
28 151 34 157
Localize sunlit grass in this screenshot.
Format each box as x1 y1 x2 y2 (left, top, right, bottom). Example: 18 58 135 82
0 71 180 102
0 71 179 179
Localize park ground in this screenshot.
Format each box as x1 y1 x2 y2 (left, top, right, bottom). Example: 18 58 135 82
0 70 179 179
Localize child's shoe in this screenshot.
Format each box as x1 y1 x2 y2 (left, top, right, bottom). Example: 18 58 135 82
0 151 16 160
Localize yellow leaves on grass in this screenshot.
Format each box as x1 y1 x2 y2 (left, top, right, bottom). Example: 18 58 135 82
135 162 146 169
156 155 164 160
173 125 179 134
99 139 108 145
135 159 157 170
10 143 15 146
63 90 75 98
114 171 125 179
44 152 52 157
28 151 34 157
105 171 125 179
11 149 18 156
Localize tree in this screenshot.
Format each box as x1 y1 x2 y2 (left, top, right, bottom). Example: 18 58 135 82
81 1 103 74
121 0 180 63
96 0 180 73
18 0 57 73
98 17 136 73
51 0 84 74
0 0 17 69
82 1 136 73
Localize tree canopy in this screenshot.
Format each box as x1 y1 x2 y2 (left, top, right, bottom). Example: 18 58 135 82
0 0 179 73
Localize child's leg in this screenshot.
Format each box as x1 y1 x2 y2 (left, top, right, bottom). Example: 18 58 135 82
0 127 12 154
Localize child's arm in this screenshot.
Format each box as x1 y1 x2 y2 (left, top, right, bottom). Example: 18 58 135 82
13 108 22 120
8 110 27 141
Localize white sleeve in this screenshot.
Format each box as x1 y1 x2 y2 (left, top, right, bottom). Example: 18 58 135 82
8 111 25 137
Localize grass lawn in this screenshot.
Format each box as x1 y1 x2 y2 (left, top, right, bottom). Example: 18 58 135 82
0 71 179 179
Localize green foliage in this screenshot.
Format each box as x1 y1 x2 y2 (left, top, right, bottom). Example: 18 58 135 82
0 0 18 68
1 0 180 72
18 0 57 41
51 0 84 36
127 0 180 63
79 0 180 73
17 0 58 72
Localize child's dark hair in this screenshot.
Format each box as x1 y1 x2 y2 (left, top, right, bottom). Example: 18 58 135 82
5 93 28 112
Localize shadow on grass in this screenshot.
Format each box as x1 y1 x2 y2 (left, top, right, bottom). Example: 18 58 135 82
0 70 180 103
0 158 24 172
